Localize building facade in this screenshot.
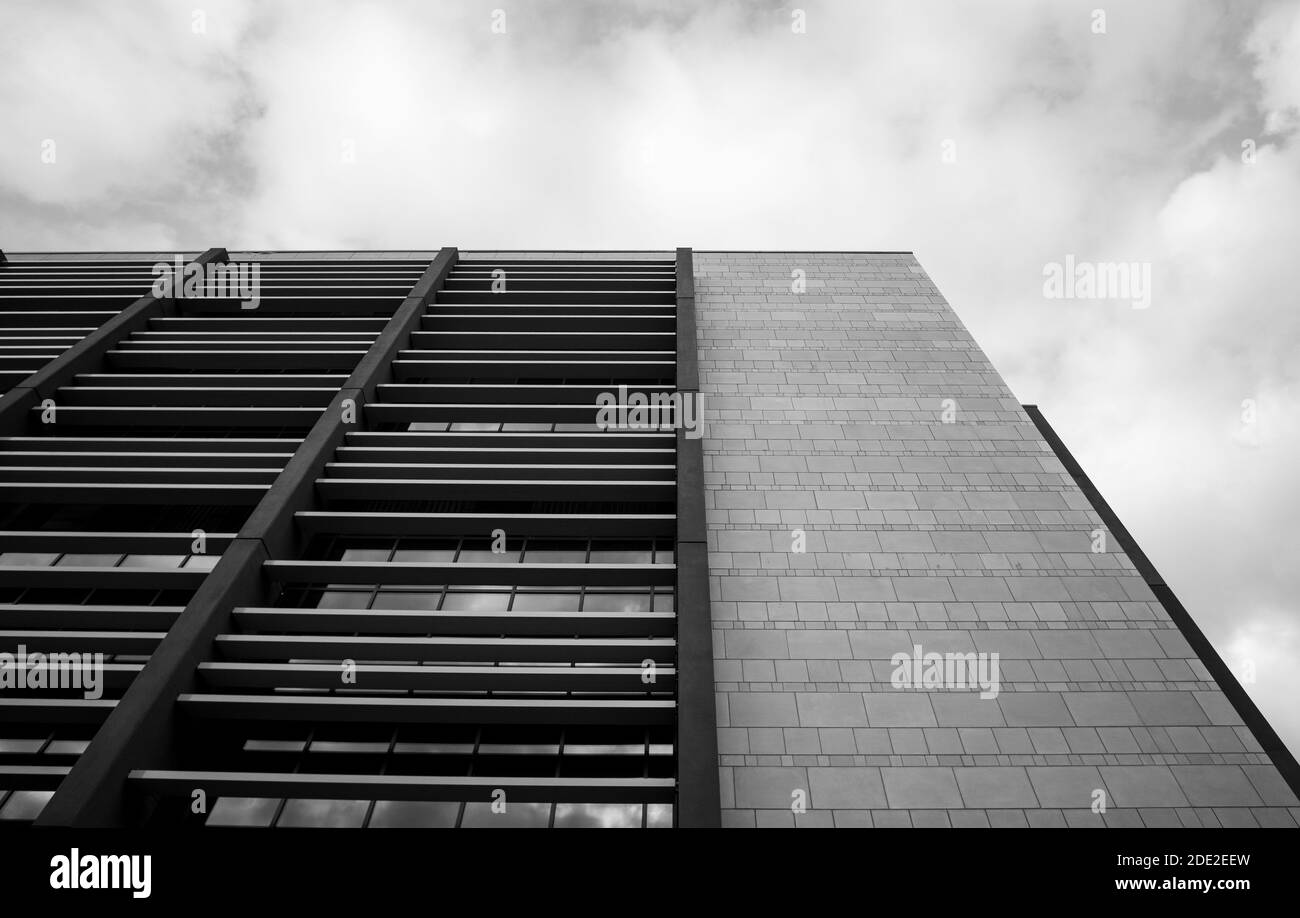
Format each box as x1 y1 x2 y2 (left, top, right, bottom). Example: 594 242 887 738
0 248 1295 828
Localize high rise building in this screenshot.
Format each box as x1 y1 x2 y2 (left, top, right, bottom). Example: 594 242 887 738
0 247 1294 828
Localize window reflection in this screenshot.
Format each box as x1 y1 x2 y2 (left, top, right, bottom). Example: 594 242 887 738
368 800 459 828
583 592 651 613
341 547 391 562
308 740 389 754
393 741 474 755
511 591 580 612
120 554 184 568
459 801 550 828
553 803 642 828
565 743 643 756
0 553 59 566
0 790 53 821
56 553 122 567
277 798 369 828
244 739 306 753
374 590 441 610
479 740 560 756
317 590 371 609
206 796 280 828
439 591 510 612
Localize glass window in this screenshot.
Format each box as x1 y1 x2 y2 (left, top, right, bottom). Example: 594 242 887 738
456 539 520 564
478 740 560 756
564 742 643 756
184 554 221 571
368 800 459 828
459 801 550 828
244 739 306 753
206 796 280 828
583 592 651 613
511 591 580 612
0 553 59 567
439 591 510 612
374 590 441 610
393 741 474 755
392 540 457 563
317 590 372 609
56 553 122 567
0 790 54 821
307 740 389 754
121 554 184 568
341 547 392 562
553 803 642 828
277 798 369 828
646 803 673 827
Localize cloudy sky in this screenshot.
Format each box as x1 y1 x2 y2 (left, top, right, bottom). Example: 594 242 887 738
2 0 1298 753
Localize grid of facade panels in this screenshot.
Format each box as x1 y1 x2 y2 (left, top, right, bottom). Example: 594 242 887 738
693 251 1299 827
0 253 187 397
122 255 692 827
0 254 431 825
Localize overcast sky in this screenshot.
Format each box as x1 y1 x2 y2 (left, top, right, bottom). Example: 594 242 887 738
2 0 1298 753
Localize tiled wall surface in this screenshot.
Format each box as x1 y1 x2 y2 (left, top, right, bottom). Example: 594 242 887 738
695 252 1299 828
